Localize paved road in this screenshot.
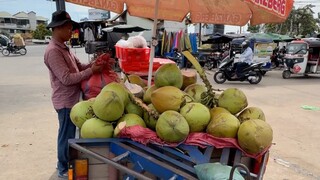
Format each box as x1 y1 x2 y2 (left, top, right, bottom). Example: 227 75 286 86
0 45 319 179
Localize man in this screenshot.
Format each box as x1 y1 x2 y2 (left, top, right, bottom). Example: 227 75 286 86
233 40 253 79
44 10 103 178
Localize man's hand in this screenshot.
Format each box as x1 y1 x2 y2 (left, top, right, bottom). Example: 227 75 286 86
91 63 103 74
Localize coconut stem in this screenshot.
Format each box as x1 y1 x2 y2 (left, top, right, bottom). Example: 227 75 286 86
128 93 159 119
182 51 222 108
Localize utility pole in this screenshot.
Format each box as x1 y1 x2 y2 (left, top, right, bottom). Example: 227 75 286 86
55 0 66 11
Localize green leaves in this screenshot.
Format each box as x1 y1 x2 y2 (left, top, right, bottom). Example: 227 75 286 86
32 24 51 40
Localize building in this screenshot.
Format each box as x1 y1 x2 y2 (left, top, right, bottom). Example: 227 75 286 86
107 10 186 42
0 11 48 36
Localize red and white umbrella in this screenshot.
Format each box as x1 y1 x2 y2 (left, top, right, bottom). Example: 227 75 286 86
66 0 294 86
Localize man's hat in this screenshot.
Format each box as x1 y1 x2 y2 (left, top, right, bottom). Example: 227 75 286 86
47 10 79 29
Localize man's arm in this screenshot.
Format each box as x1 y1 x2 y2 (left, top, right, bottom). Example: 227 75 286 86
45 49 92 86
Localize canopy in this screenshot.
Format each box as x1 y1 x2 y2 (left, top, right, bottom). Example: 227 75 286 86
231 36 274 45
65 0 294 86
202 33 245 44
267 33 295 42
102 25 150 33
302 38 320 47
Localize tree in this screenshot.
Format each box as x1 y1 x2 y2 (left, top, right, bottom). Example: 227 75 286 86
32 24 51 40
247 24 261 33
264 4 318 36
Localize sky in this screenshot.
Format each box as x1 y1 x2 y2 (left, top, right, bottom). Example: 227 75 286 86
0 0 319 33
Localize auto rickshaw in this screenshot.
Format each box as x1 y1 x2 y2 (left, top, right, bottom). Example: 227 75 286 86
282 38 320 79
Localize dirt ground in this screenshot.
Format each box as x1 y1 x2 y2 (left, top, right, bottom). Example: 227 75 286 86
0 46 319 180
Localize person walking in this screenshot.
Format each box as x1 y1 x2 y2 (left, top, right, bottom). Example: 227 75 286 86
44 10 103 179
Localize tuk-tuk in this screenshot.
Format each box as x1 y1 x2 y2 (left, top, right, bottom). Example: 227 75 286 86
0 34 10 52
282 38 320 79
230 37 276 75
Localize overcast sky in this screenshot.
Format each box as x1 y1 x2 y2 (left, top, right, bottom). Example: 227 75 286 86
0 0 319 33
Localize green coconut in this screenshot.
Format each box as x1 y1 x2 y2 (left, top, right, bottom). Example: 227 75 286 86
218 88 248 115
143 104 158 130
80 117 114 138
143 84 158 104
70 100 94 128
237 107 266 123
184 84 207 103
154 63 183 89
151 86 185 113
92 90 124 121
125 101 144 117
237 119 273 154
209 107 230 121
206 113 240 138
180 102 211 132
128 74 147 88
156 110 190 143
101 82 129 106
114 113 146 137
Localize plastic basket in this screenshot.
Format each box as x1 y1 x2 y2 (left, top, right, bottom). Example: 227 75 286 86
119 60 162 74
115 46 150 62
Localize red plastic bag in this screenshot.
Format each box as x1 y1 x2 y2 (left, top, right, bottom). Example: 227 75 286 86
81 53 120 100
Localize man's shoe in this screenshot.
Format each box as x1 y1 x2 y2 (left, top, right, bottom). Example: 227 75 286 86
58 172 68 179
231 74 238 79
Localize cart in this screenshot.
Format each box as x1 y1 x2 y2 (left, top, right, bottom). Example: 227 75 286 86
68 138 268 180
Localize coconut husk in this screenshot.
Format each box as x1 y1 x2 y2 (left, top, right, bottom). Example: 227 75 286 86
181 69 197 90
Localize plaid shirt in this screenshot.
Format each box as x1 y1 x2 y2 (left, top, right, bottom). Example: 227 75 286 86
44 38 92 109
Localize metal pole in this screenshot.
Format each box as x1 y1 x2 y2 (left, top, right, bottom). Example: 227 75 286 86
147 0 160 88
199 23 202 47
55 0 66 11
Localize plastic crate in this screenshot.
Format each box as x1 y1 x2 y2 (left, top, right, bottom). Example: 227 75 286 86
119 60 162 74
115 46 150 62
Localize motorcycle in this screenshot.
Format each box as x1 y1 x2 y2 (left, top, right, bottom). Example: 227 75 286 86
213 56 264 84
2 43 27 56
165 48 184 68
271 51 285 68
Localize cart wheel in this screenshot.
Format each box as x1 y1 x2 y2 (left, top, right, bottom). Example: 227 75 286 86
229 163 251 180
282 70 291 79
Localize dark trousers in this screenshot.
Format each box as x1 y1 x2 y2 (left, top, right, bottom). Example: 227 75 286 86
236 62 250 77
56 108 76 174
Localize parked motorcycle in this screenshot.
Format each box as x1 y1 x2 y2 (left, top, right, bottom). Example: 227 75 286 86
2 43 27 56
213 56 264 84
271 51 285 68
165 48 183 68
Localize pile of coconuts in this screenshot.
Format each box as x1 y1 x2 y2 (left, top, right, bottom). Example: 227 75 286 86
70 63 273 155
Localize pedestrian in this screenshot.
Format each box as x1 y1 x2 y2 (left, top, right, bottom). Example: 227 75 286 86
44 10 103 179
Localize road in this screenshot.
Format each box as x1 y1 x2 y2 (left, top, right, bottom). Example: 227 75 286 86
0 45 319 180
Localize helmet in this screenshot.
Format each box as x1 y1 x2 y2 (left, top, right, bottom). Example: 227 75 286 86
241 40 250 49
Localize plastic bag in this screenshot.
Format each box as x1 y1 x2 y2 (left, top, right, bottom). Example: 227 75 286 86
194 162 244 180
127 34 147 48
81 53 120 100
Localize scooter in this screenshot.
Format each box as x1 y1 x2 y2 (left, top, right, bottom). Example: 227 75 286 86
165 48 183 68
213 56 264 84
2 43 27 56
